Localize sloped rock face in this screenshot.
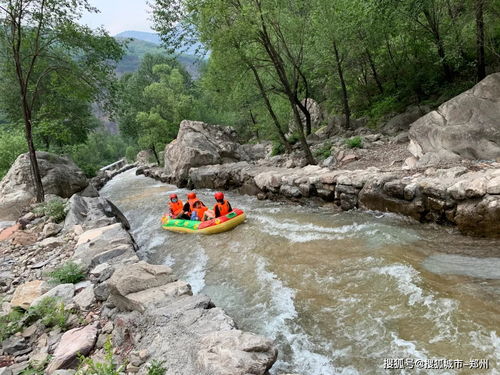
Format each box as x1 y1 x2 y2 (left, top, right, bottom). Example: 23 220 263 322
163 120 252 186
409 73 500 162
0 152 88 221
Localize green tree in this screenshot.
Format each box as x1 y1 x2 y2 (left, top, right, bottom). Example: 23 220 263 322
0 0 123 201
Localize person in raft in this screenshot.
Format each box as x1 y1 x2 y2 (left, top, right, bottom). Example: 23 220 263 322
190 200 209 221
168 194 184 219
213 192 232 218
182 192 208 220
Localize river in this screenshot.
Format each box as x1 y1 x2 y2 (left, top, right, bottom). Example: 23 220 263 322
101 169 500 375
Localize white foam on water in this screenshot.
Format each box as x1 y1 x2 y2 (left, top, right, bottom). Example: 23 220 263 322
253 214 372 243
254 257 343 375
184 244 208 294
163 254 175 267
374 264 459 344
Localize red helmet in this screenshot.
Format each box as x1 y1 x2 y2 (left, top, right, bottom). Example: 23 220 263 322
187 192 197 200
214 192 224 201
169 193 178 200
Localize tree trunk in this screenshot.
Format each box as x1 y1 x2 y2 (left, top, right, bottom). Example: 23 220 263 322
423 9 454 82
248 63 292 153
24 121 45 203
476 0 486 81
249 110 260 141
365 49 384 94
333 41 351 129
151 144 160 166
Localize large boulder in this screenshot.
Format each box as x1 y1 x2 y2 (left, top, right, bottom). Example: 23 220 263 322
0 152 88 221
381 105 430 135
409 73 500 162
163 120 251 186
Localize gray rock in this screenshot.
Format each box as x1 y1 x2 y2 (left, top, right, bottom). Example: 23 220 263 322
72 223 137 270
42 223 63 238
89 263 114 283
163 120 252 186
382 106 429 135
31 284 75 307
0 367 13 375
2 336 29 355
72 286 95 311
94 283 111 302
197 330 278 375
0 152 88 221
409 73 500 161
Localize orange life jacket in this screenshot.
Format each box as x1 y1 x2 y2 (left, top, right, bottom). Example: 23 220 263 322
214 200 231 217
193 206 208 221
187 198 202 214
169 200 184 217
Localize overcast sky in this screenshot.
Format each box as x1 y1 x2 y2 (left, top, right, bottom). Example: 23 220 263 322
80 0 153 35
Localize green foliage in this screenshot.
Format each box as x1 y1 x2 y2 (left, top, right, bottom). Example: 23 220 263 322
314 142 332 159
147 360 167 375
0 309 24 341
27 297 70 329
0 126 27 179
47 262 86 285
77 337 126 375
64 132 130 177
34 199 67 223
345 136 363 149
271 142 285 156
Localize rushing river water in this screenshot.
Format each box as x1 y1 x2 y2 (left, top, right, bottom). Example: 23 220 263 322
101 169 500 375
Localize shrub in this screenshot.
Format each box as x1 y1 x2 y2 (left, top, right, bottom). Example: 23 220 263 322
345 136 363 149
0 128 27 179
34 199 67 223
0 309 24 341
313 141 332 160
287 132 300 145
28 297 70 329
47 262 86 284
77 337 126 375
271 141 285 156
147 360 167 375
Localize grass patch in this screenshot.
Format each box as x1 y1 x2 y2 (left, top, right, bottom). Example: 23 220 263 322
27 297 70 329
345 136 363 149
34 199 67 223
47 262 86 284
77 337 126 375
0 309 25 341
147 360 167 375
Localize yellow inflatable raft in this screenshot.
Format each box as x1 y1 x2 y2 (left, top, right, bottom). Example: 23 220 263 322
161 209 246 235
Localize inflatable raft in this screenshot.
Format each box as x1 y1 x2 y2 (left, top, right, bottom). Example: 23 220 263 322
161 208 246 235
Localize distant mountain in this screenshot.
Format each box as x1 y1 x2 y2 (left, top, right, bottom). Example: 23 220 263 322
114 36 202 79
115 31 162 45
114 30 204 56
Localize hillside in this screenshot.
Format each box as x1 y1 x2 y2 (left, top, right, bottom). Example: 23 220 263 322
115 36 201 78
115 30 203 56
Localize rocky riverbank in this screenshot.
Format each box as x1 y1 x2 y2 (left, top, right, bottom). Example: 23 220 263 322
138 160 500 238
0 188 278 374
